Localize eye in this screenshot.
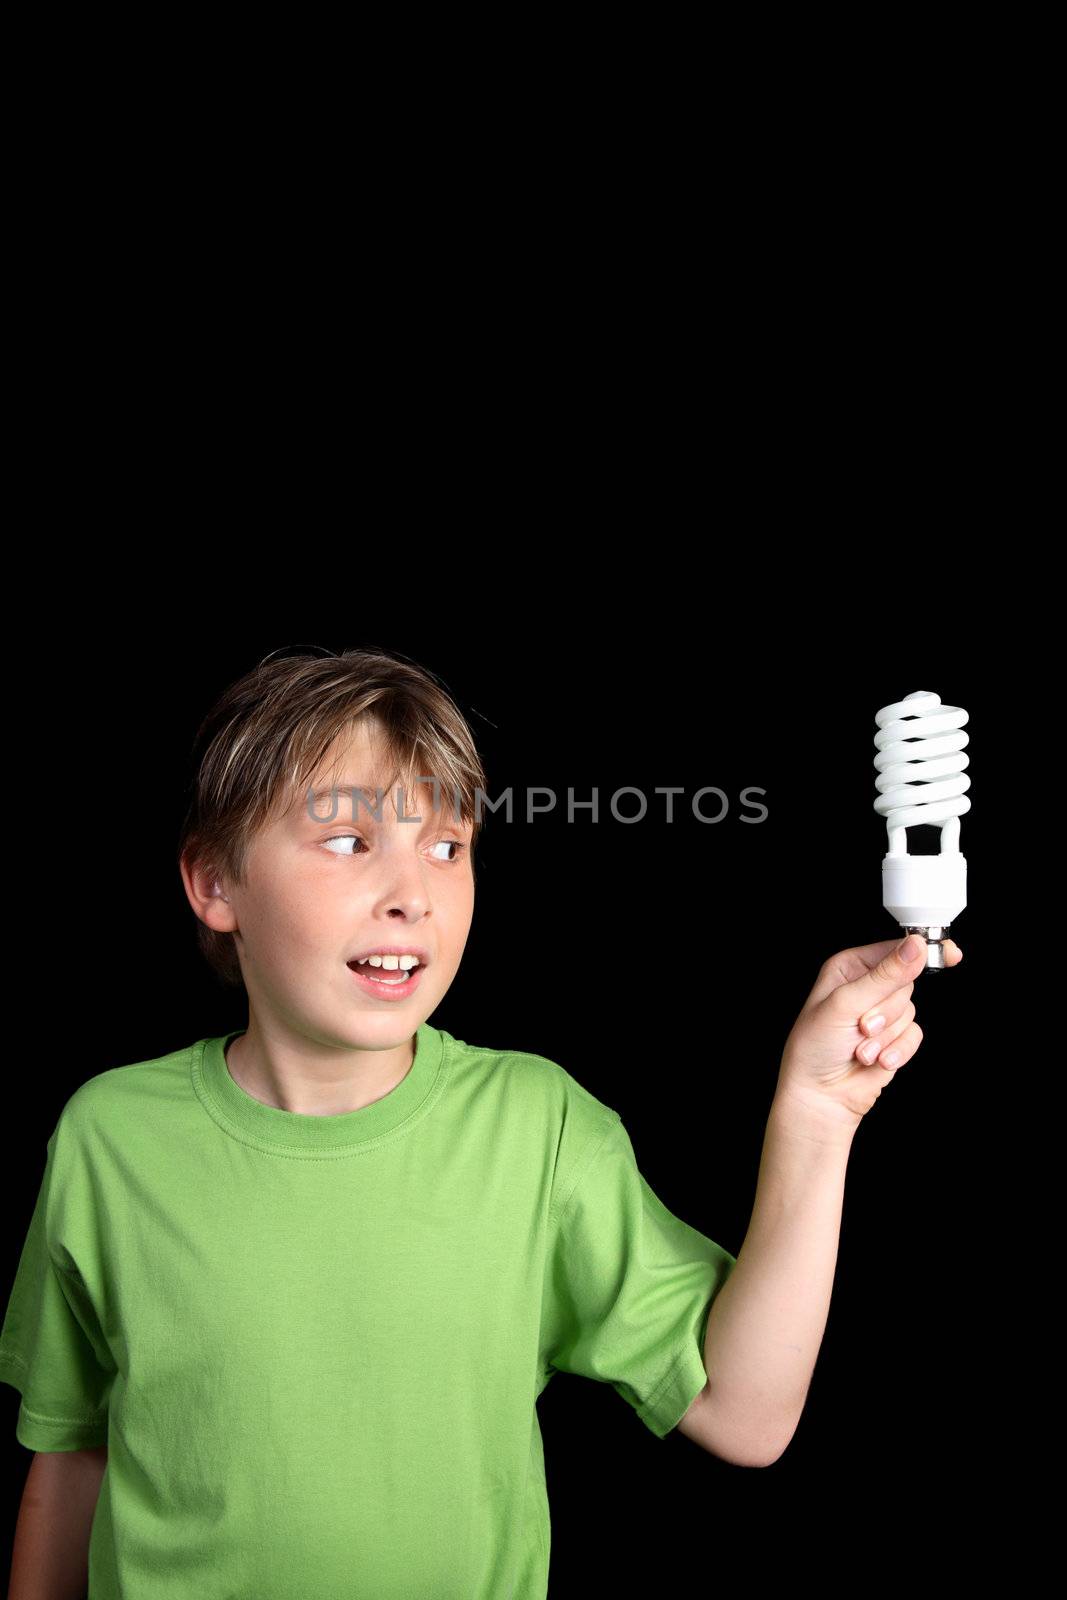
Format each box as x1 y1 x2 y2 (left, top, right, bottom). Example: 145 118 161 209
321 836 468 863
431 840 469 863
322 835 368 856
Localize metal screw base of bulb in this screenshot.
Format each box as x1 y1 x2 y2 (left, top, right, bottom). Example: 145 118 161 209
903 924 952 973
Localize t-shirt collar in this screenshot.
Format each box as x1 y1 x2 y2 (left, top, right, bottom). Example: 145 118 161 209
192 1021 445 1155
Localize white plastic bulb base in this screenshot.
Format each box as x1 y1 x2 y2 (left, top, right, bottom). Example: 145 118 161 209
881 851 967 972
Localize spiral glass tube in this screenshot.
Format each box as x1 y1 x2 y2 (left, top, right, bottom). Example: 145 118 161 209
874 690 970 971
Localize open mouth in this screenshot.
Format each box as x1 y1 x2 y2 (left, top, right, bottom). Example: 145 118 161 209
346 958 425 996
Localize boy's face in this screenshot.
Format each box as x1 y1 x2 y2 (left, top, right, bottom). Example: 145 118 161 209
221 722 474 1050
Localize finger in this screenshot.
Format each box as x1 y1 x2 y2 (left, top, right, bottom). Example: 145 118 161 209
864 1020 923 1074
807 936 921 1008
858 996 915 1040
836 934 928 1017
855 1005 916 1064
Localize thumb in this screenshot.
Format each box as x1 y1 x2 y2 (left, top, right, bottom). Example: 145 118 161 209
844 933 926 1013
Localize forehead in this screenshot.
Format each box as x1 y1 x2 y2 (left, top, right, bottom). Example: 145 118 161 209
301 723 449 822
321 719 390 772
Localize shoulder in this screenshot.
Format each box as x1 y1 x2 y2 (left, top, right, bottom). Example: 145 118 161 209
50 1037 198 1149
440 1029 622 1206
443 1028 616 1117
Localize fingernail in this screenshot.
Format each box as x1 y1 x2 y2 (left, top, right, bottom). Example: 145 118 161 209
865 1014 886 1034
860 1039 881 1063
883 1049 901 1067
900 935 921 960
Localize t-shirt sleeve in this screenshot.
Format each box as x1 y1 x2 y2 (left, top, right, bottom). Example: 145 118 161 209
0 1127 115 1451
540 1111 737 1439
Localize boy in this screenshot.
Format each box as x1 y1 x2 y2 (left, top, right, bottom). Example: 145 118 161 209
2 647 960 1599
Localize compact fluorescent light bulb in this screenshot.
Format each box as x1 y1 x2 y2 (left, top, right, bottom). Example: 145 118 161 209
874 689 970 973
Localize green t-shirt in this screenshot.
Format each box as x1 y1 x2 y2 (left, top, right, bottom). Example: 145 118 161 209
1 1022 736 1598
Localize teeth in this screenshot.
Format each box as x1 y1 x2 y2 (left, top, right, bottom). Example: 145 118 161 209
351 953 421 984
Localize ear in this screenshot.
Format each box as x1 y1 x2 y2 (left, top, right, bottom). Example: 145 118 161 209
179 854 236 930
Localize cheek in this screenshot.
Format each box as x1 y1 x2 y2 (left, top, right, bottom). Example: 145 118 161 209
246 869 338 953
443 866 475 906
446 880 476 944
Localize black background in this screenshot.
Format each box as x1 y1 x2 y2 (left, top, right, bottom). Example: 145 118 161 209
2 614 1019 1594
1 28 1052 1585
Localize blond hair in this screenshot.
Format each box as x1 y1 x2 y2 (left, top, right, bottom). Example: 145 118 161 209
177 646 488 987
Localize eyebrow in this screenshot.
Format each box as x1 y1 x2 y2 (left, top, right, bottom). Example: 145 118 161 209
303 787 468 823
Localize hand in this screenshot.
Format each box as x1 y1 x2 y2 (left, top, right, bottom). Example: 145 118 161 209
773 933 963 1132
